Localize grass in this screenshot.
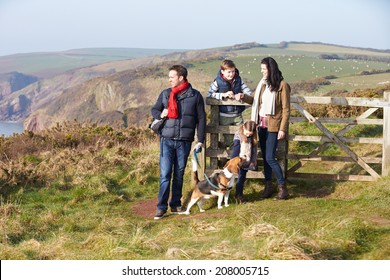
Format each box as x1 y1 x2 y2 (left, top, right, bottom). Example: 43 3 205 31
1 122 389 260
3 176 389 260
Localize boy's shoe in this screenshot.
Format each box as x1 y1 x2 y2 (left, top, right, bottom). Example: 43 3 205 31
154 209 167 220
170 207 183 214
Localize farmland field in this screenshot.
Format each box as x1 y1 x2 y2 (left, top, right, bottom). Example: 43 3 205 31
192 43 390 94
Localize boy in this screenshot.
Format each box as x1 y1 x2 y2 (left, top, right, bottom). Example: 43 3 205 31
208 59 252 149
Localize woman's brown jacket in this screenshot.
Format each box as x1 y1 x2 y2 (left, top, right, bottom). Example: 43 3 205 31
242 80 290 133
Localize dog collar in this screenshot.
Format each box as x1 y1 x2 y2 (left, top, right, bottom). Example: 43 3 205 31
222 168 234 179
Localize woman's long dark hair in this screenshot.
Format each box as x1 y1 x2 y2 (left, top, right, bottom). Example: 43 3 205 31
261 57 283 92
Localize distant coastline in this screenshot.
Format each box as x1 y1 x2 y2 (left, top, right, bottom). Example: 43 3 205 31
0 121 24 136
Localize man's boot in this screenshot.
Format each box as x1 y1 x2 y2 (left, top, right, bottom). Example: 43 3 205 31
260 181 275 199
275 183 289 200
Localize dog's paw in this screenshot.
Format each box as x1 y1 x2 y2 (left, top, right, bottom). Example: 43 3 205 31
180 211 190 215
217 206 223 209
225 204 230 207
200 209 205 212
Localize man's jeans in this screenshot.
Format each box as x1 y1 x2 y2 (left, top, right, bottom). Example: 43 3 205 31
258 128 286 185
157 138 192 211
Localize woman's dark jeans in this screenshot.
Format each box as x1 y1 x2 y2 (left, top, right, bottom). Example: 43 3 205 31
258 127 285 185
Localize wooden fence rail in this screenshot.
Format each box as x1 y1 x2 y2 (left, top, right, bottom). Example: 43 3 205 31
204 91 390 182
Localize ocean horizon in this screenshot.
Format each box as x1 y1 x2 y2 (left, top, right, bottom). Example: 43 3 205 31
0 121 24 137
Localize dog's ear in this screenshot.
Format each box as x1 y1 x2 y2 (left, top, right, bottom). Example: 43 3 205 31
224 157 239 173
233 157 245 173
223 162 233 174
223 157 238 169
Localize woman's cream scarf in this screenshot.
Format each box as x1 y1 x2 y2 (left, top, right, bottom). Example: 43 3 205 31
251 77 276 123
250 78 264 123
261 86 276 116
250 77 276 123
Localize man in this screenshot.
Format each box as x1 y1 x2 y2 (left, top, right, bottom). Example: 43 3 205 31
151 65 206 220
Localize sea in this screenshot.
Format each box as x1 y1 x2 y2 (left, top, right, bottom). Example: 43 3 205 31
0 121 24 137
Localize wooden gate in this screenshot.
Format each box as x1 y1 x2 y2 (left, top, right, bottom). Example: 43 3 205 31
204 91 390 181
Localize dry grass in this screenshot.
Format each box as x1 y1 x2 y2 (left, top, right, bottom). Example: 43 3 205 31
1 122 390 260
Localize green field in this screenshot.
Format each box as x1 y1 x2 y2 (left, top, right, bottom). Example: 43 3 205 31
192 44 390 94
1 42 389 86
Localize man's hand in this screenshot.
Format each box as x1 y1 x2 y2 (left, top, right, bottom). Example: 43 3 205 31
193 142 204 153
160 108 168 118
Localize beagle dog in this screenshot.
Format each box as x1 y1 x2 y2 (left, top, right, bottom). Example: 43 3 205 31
181 156 245 215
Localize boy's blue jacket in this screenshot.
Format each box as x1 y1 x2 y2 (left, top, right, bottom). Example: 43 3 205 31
215 69 246 115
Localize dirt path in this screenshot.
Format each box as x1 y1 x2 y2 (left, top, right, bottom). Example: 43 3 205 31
132 198 158 219
131 198 226 220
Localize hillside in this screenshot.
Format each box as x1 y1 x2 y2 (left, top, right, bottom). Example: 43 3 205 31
0 49 226 128
1 123 389 260
0 48 183 78
0 72 38 99
0 42 389 130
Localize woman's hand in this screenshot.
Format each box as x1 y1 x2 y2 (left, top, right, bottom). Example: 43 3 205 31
234 93 244 100
277 131 285 140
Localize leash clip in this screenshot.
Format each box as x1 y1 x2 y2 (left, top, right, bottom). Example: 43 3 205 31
194 145 202 153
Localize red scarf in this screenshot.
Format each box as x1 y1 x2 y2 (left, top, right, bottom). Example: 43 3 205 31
167 81 189 119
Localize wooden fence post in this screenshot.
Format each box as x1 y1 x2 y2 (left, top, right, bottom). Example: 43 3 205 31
209 104 219 170
277 127 289 179
382 91 390 177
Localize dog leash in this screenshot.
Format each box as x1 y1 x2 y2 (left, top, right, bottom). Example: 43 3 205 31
193 150 234 191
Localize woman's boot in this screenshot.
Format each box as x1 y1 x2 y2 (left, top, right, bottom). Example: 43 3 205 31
260 181 275 199
275 183 289 200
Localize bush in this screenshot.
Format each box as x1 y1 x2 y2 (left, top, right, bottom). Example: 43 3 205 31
0 121 159 195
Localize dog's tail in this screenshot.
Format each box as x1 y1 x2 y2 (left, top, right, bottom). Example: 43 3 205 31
191 157 200 186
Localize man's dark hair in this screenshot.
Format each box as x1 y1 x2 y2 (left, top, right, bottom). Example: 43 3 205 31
170 65 188 80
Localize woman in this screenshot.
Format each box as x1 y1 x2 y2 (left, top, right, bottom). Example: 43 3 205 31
241 57 291 200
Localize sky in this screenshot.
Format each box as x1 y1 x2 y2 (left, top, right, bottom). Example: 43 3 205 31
0 0 389 56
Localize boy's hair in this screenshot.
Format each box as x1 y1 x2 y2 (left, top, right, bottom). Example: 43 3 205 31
220 59 236 70
169 65 188 80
